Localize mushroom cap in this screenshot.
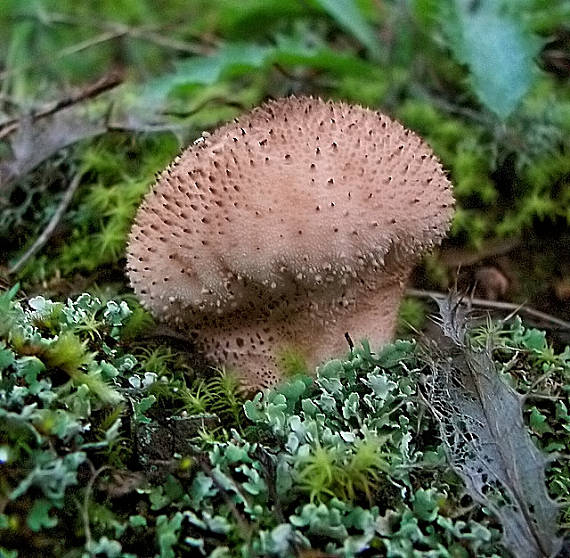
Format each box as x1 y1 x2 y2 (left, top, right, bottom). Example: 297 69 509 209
126 96 454 387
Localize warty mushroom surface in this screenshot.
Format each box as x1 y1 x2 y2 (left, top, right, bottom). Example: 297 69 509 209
126 96 454 390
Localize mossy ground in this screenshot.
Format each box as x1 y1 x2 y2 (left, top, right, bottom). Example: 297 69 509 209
0 289 568 557
0 0 569 555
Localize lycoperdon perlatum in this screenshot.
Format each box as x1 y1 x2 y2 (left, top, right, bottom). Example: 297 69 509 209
127 96 454 390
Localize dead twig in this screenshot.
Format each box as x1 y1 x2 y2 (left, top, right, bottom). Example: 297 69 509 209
438 236 521 267
41 11 213 54
0 110 189 194
410 83 494 127
0 30 125 83
9 172 83 275
160 96 246 119
0 73 122 140
406 288 570 331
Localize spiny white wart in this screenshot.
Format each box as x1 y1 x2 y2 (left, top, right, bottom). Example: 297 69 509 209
127 96 454 390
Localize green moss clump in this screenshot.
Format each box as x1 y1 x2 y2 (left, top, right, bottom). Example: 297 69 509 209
15 134 180 282
277 346 309 378
397 297 428 335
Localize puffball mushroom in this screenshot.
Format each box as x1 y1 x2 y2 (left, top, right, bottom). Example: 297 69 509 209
126 96 454 390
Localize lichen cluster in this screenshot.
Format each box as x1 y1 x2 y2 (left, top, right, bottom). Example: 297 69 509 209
1 288 568 557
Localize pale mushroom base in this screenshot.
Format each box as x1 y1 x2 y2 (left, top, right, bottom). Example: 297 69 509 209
191 270 409 391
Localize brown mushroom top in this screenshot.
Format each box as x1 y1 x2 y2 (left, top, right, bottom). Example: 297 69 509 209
126 96 454 387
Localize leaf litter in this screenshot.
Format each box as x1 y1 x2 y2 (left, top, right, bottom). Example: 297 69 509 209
421 295 563 557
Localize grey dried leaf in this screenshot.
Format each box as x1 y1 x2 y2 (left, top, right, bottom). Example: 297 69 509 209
422 295 562 558
0 107 105 195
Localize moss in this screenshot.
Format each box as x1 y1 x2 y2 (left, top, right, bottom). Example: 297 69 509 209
453 148 497 205
277 346 309 378
15 133 180 282
336 71 391 107
397 86 570 249
119 300 155 340
397 297 428 335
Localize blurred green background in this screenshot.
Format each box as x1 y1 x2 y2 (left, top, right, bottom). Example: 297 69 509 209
0 0 569 319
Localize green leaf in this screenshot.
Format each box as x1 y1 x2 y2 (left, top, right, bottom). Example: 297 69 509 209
318 359 344 379
272 24 379 75
145 42 270 102
366 372 398 400
290 502 349 539
134 395 156 424
275 378 308 412
243 392 264 422
0 345 15 370
521 329 547 351
0 283 19 318
342 392 360 420
26 499 58 532
190 472 216 508
264 523 293 554
184 536 205 553
205 515 231 535
34 409 82 440
529 406 554 436
16 356 45 386
345 506 375 531
156 513 184 558
85 536 122 558
129 515 147 528
144 33 376 109
314 0 381 58
375 340 415 369
10 452 86 501
301 398 319 417
149 486 170 511
218 442 252 465
442 0 542 119
164 474 184 502
413 488 440 522
241 465 267 495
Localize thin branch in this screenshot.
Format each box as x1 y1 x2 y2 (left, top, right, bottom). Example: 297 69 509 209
528 370 558 392
409 83 494 126
0 30 126 83
406 288 570 330
0 73 122 140
438 236 521 267
128 28 211 55
9 172 83 275
160 96 246 119
525 393 563 402
41 12 213 54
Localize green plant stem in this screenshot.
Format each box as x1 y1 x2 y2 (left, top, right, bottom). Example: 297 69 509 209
81 464 111 551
